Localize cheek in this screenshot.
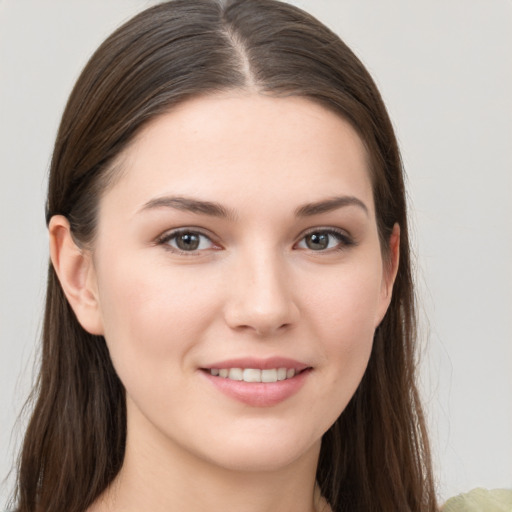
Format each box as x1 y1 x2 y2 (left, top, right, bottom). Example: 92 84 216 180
95 262 226 425
302 258 383 405
306 256 384 341
95 256 221 374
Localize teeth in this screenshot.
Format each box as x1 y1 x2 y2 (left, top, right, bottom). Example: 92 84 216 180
243 368 261 382
228 368 243 381
209 367 299 383
277 368 287 381
261 369 277 383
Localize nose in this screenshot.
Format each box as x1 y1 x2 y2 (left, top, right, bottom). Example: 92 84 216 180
223 251 299 336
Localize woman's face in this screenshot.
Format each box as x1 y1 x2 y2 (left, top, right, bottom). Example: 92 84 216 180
86 93 397 472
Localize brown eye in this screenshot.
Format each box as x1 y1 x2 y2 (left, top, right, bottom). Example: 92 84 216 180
305 232 330 250
175 233 200 251
160 230 216 253
297 229 353 252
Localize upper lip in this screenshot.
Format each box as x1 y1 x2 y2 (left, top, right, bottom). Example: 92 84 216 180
201 357 310 371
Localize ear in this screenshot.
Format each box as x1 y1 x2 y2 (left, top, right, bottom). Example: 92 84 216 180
375 223 400 327
49 215 104 335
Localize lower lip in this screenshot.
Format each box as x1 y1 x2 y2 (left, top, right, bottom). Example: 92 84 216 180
201 369 311 407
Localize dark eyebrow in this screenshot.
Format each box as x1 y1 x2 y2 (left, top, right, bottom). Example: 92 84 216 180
138 196 237 221
139 195 367 220
294 196 369 217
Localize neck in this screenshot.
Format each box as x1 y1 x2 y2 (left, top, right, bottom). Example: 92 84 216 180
90 408 327 512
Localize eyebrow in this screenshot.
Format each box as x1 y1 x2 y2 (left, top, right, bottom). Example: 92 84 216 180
139 196 237 221
294 196 369 217
138 194 368 219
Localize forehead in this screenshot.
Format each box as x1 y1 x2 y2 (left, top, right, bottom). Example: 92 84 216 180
102 92 374 219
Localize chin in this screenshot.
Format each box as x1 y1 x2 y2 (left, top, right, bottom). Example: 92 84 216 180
193 427 322 474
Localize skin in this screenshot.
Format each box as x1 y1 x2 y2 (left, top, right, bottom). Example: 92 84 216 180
50 92 399 512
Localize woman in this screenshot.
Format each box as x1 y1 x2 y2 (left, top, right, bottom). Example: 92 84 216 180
8 1 496 511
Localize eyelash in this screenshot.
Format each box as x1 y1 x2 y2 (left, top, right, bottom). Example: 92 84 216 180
156 227 355 255
296 228 355 252
156 228 219 255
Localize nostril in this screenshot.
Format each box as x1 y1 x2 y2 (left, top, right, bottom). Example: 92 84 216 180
233 320 294 337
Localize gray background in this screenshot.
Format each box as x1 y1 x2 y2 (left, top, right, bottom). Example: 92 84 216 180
1 0 511 506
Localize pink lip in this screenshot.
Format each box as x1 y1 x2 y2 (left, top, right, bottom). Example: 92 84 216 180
200 357 312 408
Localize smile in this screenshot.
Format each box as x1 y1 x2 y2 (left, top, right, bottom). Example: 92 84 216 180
201 358 311 406
208 367 298 383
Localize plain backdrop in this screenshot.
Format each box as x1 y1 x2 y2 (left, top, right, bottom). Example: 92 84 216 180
1 0 511 506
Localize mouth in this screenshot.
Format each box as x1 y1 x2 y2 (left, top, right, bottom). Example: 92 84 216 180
203 367 308 383
199 357 312 406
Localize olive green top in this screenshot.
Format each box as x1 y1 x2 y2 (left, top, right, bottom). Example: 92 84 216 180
442 488 512 511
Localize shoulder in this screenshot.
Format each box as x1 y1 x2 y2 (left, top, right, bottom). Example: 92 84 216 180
442 488 512 511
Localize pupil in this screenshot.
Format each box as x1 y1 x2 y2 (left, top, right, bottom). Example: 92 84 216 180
177 233 199 251
307 233 328 250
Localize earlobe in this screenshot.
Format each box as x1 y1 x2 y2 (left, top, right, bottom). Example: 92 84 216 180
48 215 104 335
375 223 400 326
386 223 400 293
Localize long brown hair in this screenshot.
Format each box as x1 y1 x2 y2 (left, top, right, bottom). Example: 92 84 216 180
13 1 437 511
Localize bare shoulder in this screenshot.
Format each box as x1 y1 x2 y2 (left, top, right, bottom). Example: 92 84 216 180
442 488 512 511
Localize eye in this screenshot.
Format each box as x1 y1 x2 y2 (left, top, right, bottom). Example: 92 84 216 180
158 229 217 253
296 229 353 251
